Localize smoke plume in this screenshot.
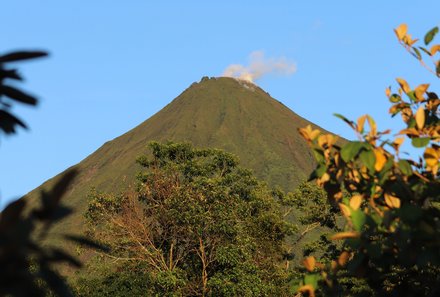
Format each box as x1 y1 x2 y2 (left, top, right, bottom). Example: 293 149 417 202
222 51 296 83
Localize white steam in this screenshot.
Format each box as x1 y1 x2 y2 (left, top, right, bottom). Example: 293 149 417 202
222 51 296 83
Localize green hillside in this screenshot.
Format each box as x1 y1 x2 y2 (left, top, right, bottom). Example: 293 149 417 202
26 76 340 245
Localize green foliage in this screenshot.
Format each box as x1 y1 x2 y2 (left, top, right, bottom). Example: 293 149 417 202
83 141 293 296
74 267 151 297
297 25 440 296
288 182 339 230
25 76 328 252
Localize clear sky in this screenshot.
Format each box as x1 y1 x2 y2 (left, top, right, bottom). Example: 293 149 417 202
1 1 439 207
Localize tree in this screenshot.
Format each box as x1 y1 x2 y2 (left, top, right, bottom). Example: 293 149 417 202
0 50 105 296
296 25 440 296
83 141 294 296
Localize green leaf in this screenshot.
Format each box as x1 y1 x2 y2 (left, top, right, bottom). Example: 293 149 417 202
411 137 430 148
413 47 422 60
359 149 375 173
334 113 355 129
419 46 431 56
304 273 320 289
312 148 325 163
407 90 417 101
341 141 365 162
315 164 327 178
389 94 401 103
424 27 439 45
398 160 413 176
351 209 366 231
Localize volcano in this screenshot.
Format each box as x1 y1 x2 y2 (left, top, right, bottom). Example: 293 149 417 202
26 76 338 238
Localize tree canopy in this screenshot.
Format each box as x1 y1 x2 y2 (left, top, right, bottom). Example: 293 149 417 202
82 141 294 296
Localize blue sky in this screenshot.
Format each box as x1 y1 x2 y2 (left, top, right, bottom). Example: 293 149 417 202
1 1 439 207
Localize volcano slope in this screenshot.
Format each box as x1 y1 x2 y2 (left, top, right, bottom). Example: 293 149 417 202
26 76 340 246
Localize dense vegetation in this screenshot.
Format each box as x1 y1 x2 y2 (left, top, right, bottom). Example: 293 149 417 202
76 142 294 296
297 24 440 296
2 24 440 297
23 75 325 249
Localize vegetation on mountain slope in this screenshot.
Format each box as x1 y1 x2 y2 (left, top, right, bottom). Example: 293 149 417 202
75 142 294 296
25 76 335 249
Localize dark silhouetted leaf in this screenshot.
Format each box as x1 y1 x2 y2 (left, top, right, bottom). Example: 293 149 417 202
0 69 22 80
64 234 110 252
39 265 74 297
427 92 438 99
0 51 48 63
424 27 439 45
33 169 77 222
50 248 82 267
0 199 26 230
1 85 37 105
0 110 27 134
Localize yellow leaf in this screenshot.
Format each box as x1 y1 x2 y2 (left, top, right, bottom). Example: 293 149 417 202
406 36 418 46
393 137 405 150
310 129 321 141
357 115 367 133
385 87 391 98
303 256 316 272
374 148 387 172
298 285 315 297
401 107 413 123
337 251 350 266
398 128 419 136
415 106 425 130
424 147 439 167
394 24 407 40
384 193 401 208
349 195 363 210
318 134 338 147
299 125 321 143
331 231 360 240
396 78 411 93
430 44 440 56
339 203 351 218
320 172 330 183
415 84 429 101
366 115 377 136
